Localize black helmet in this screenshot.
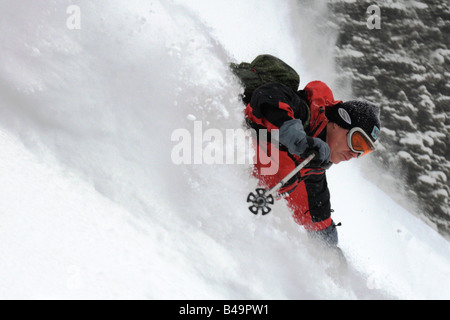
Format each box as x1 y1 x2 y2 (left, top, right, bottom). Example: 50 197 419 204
326 100 381 143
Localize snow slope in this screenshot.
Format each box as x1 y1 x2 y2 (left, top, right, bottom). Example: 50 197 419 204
0 0 449 299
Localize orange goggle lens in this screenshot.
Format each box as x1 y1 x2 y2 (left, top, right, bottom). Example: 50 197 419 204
347 127 376 157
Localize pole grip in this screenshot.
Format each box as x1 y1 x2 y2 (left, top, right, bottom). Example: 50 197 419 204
266 153 315 197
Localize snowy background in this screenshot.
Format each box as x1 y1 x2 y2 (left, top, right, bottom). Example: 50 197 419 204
0 0 449 299
330 0 450 239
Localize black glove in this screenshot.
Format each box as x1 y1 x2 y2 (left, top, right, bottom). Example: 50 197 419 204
302 137 332 168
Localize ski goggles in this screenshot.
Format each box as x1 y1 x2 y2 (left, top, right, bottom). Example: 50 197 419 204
347 127 376 157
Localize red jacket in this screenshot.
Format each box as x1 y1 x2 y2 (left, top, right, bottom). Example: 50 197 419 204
245 81 341 231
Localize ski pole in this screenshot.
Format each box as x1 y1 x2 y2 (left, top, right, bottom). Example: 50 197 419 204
247 153 315 215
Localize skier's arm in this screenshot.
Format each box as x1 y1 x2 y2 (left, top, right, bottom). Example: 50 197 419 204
247 82 330 164
248 82 306 128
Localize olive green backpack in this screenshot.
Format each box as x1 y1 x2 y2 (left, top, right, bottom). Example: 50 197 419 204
230 54 300 104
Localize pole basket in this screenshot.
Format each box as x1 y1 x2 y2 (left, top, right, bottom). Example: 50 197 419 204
247 188 275 215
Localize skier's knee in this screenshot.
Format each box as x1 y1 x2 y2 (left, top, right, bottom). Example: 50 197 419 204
307 221 339 247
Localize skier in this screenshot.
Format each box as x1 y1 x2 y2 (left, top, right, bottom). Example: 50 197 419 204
245 80 381 246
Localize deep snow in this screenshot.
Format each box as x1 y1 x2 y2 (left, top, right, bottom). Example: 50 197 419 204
0 0 449 299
